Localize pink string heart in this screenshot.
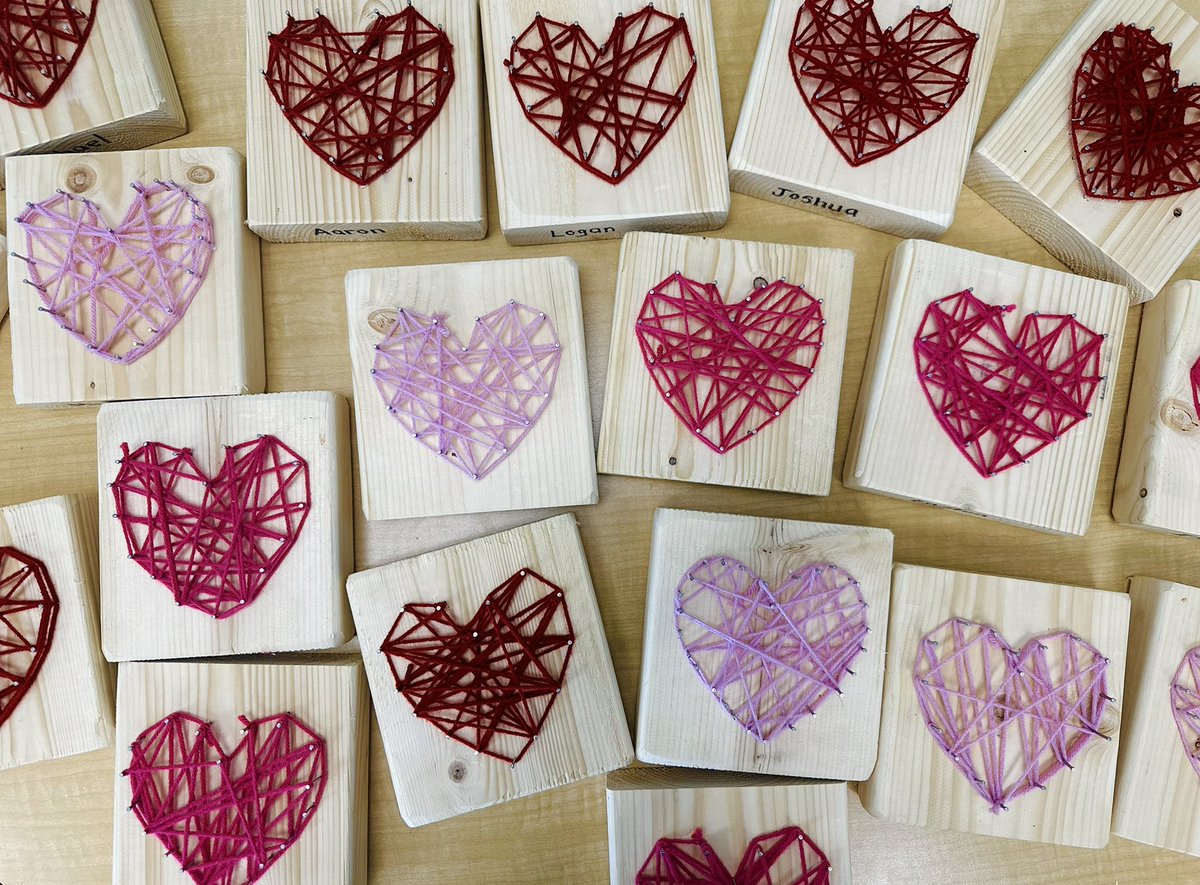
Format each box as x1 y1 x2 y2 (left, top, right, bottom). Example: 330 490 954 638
637 826 831 885
1170 646 1200 778
1190 354 1200 419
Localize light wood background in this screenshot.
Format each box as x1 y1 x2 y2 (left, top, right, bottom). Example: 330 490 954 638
3 0 1200 882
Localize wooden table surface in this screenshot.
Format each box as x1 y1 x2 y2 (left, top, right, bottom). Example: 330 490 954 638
3 1 1200 882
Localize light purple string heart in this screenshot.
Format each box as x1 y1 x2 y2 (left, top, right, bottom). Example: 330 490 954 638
1170 646 1200 779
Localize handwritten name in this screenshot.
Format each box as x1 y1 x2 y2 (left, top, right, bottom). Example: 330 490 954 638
770 187 859 218
549 226 617 239
64 133 114 154
314 227 387 236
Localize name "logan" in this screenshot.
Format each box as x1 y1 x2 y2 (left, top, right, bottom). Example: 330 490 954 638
770 187 859 218
549 226 617 239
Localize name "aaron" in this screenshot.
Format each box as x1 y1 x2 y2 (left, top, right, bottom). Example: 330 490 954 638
314 227 387 236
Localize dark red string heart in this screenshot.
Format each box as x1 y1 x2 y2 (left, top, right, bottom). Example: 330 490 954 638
0 546 58 729
913 289 1106 478
380 568 574 765
1072 23 1200 200
1171 646 1200 779
1192 354 1200 418
789 0 978 166
124 711 327 885
110 436 311 620
636 273 825 454
636 826 832 885
0 0 95 108
505 5 696 183
264 6 455 186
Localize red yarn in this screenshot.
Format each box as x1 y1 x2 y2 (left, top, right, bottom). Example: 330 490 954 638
1072 24 1200 200
636 272 825 454
264 6 455 186
0 0 95 108
124 711 327 885
0 546 58 728
790 0 978 166
505 6 697 183
1192 354 1200 418
380 568 574 765
914 289 1106 478
637 827 831 885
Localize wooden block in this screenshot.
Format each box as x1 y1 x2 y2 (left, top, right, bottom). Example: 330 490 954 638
479 0 729 245
0 495 112 770
596 231 855 495
245 0 486 242
5 148 265 406
729 0 1006 238
346 513 633 826
606 768 852 885
112 659 368 885
844 238 1128 535
1113 281 1200 536
96 391 354 661
967 0 1200 303
345 256 597 521
635 508 893 780
860 564 1129 849
0 0 186 189
1114 577 1200 856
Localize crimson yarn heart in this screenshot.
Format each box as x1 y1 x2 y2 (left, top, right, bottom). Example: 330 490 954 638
0 546 58 729
0 0 95 108
1171 646 1200 779
1190 354 1200 418
636 827 831 885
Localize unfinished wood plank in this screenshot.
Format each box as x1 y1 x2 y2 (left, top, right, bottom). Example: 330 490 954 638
346 513 633 827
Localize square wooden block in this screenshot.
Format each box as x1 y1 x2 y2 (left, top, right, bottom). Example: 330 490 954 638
0 495 112 770
346 513 633 827
845 239 1128 535
636 508 893 780
968 0 1200 303
729 0 1005 238
1113 281 1200 536
597 231 855 495
97 392 354 661
479 0 729 244
0 0 186 189
6 148 265 406
112 660 368 885
245 0 486 242
606 769 852 885
345 256 597 521
861 564 1129 849
1114 577 1200 856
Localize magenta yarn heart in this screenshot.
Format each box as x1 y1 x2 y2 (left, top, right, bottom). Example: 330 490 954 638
370 301 562 480
674 557 869 742
1170 646 1200 778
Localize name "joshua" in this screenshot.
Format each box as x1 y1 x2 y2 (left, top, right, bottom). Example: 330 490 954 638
770 186 859 218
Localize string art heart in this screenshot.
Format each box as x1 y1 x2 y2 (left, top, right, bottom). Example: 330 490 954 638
1170 646 1200 778
371 301 561 480
124 711 326 885
636 273 825 454
16 181 215 365
264 6 455 186
637 826 831 885
0 0 95 108
914 618 1112 813
0 546 58 729
1072 24 1200 200
505 6 697 183
913 289 1106 478
110 436 311 620
1192 354 1200 418
790 0 978 166
675 557 868 742
380 569 574 764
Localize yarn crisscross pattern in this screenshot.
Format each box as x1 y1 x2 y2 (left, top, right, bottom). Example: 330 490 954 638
675 557 868 742
111 436 311 620
1072 24 1200 200
264 6 454 186
505 6 697 183
790 0 978 166
914 619 1112 813
380 569 574 765
124 711 327 885
914 289 1106 478
0 546 58 729
17 181 215 364
1169 646 1200 778
1190 354 1200 418
636 273 825 454
636 826 831 885
0 0 95 108
371 301 561 480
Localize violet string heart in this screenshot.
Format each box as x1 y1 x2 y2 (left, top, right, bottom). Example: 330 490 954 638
371 301 561 480
675 557 868 742
0 546 58 729
0 0 95 108
637 826 831 885
914 618 1113 813
1170 646 1200 778
124 710 327 885
16 181 215 365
